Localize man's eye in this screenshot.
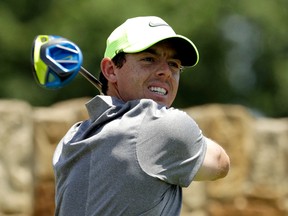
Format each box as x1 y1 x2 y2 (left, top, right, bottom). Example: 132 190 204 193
142 57 154 62
168 61 181 69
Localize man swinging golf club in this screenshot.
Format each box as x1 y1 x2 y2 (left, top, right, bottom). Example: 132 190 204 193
52 16 230 216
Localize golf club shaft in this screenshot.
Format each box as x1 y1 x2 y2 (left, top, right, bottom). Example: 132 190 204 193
79 67 102 93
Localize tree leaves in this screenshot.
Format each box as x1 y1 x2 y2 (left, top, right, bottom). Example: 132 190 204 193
0 0 287 117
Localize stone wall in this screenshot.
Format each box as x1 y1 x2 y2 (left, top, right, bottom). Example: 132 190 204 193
0 98 287 216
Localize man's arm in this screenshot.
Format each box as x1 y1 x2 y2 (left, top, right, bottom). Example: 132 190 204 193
193 137 230 181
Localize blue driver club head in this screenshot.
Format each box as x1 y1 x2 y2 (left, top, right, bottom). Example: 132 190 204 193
32 35 83 89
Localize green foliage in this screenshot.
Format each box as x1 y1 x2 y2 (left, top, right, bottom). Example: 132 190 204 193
0 0 287 117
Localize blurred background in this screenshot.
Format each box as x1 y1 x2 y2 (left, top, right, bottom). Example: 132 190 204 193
0 0 287 117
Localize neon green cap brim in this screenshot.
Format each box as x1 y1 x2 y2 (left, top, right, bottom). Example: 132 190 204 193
104 16 199 67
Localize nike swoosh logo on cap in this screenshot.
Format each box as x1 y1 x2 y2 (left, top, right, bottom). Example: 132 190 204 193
149 21 169 27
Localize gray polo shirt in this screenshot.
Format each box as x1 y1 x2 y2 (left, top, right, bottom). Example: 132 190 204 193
53 95 207 216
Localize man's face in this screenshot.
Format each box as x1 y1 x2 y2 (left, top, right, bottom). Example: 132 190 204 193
109 41 182 107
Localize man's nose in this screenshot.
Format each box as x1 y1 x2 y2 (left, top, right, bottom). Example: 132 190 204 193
155 61 171 78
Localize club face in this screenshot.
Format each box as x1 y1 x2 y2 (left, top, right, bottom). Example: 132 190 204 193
32 35 83 89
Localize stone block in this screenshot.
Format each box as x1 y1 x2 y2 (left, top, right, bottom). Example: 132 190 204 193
181 182 208 216
247 118 288 200
0 100 34 215
33 98 90 181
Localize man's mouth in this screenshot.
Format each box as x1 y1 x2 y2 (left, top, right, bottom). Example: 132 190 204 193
149 86 167 95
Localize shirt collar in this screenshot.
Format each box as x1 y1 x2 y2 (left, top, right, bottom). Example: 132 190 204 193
85 95 125 122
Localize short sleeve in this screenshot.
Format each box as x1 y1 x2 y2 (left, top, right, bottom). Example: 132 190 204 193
136 106 207 187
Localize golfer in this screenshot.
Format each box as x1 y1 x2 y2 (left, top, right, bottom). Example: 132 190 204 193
53 16 230 216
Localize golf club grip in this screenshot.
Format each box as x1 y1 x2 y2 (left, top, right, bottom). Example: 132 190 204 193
79 67 103 93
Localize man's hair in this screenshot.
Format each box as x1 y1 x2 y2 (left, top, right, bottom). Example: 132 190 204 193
99 52 126 95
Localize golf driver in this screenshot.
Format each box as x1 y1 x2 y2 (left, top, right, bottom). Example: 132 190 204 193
32 35 102 93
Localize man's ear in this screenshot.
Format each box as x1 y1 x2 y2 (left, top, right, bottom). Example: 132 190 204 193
100 58 117 83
